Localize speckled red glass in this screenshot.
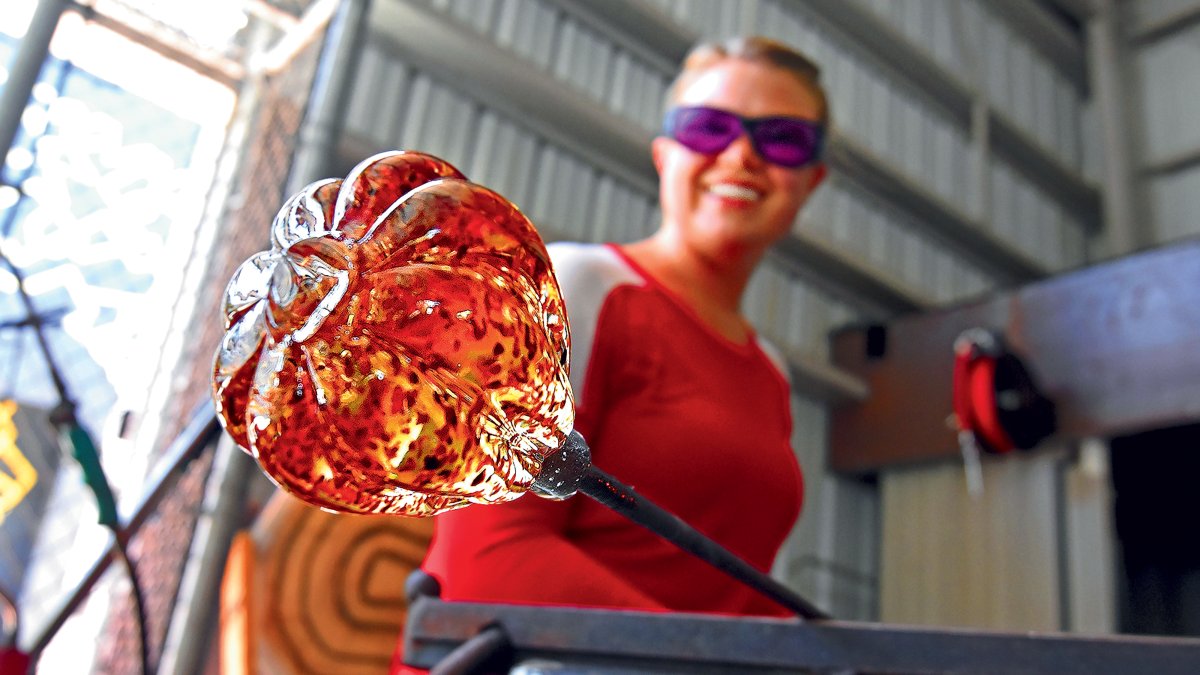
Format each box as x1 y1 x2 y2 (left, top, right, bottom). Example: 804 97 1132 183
212 151 573 516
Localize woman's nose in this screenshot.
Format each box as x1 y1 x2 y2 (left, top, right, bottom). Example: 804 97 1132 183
719 131 765 169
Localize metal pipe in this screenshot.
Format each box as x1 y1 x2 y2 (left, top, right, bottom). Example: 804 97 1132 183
0 0 68 183
581 467 829 620
533 430 829 620
155 437 258 675
250 0 340 76
285 0 371 194
1086 0 1141 256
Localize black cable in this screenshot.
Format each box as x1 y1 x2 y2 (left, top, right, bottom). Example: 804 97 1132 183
111 528 151 675
0 330 24 401
0 249 151 675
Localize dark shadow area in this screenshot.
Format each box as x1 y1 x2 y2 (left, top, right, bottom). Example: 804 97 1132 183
1111 422 1200 636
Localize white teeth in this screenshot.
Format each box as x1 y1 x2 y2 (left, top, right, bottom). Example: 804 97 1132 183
708 183 760 201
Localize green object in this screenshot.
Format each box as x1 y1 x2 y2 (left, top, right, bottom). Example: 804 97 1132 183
64 423 118 528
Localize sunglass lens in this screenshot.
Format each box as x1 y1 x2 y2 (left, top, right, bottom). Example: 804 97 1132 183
671 108 741 155
753 118 820 168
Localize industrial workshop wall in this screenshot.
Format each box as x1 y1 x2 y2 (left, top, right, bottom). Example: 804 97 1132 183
318 0 1110 629
1125 0 1200 246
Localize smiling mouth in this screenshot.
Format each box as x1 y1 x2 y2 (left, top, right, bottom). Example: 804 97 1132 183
707 183 761 202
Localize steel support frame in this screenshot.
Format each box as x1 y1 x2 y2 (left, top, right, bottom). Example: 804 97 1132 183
1131 2 1200 45
829 238 1200 473
66 0 246 87
404 596 1200 674
540 0 691 76
985 0 1087 87
0 0 69 188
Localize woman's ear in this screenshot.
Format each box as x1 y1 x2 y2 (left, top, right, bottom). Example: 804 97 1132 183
806 162 828 191
651 136 670 176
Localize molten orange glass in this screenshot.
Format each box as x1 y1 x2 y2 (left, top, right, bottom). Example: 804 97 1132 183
212 151 573 516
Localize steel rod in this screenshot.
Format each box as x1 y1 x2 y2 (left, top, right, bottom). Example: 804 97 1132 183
578 466 828 620
0 0 68 181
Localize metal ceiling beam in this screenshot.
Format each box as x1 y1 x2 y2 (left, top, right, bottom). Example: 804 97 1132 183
828 136 1049 283
789 0 1100 231
1142 146 1200 178
1131 2 1200 45
986 0 1088 88
541 0 692 75
1040 0 1097 21
69 0 245 87
370 0 658 195
769 231 935 314
249 0 340 75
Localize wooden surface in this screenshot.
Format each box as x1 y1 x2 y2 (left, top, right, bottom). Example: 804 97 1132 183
831 238 1200 473
221 493 433 675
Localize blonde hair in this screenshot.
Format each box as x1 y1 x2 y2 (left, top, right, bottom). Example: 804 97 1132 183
664 36 830 126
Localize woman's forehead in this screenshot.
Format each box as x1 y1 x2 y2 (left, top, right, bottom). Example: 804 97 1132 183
677 60 822 119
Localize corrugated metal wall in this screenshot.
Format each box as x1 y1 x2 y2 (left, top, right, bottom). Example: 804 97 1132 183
331 0 1108 623
1125 0 1200 245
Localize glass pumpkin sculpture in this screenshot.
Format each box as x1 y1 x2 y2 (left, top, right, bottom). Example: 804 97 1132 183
212 151 573 516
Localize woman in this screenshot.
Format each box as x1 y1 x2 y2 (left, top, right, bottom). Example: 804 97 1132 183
419 35 828 621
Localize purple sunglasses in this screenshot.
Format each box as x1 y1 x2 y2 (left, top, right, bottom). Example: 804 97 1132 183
663 105 825 168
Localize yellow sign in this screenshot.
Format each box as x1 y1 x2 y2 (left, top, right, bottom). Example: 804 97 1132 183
0 399 37 522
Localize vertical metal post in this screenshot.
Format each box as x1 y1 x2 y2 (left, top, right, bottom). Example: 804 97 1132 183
0 0 69 185
156 437 258 675
1086 0 1140 256
950 2 992 224
287 0 372 193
